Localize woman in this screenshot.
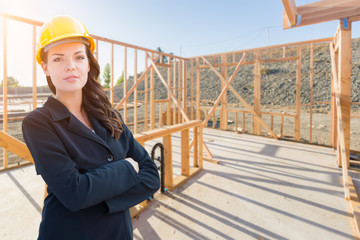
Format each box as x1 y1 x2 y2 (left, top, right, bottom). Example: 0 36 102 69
22 15 160 240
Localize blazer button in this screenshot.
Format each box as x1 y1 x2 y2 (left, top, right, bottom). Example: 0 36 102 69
107 155 114 162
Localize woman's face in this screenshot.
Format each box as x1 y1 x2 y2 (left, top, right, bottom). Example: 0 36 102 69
41 42 90 96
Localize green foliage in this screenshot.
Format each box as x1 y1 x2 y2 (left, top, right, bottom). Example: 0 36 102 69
1 76 20 87
102 63 111 88
156 46 168 63
116 72 124 86
260 67 272 76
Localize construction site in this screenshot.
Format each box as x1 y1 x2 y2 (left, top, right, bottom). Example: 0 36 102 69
1 0 360 239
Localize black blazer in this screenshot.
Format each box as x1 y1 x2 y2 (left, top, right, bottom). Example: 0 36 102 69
22 96 160 240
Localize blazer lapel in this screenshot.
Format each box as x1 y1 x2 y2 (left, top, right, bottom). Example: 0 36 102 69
67 116 111 151
44 96 111 152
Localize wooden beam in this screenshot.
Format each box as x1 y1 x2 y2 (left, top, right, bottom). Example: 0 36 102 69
148 54 190 122
253 50 261 135
32 25 37 110
123 47 128 123
282 0 297 26
134 49 138 133
3 18 8 168
163 134 174 189
150 53 155 130
115 54 161 110
284 0 360 28
196 58 201 120
181 129 190 176
330 41 350 200
310 43 313 143
295 45 301 141
220 54 228 130
201 56 278 140
0 131 33 163
348 176 360 236
202 53 246 127
110 44 114 105
144 53 149 131
338 19 352 167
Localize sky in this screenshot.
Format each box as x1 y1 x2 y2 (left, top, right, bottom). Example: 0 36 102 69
1 0 360 86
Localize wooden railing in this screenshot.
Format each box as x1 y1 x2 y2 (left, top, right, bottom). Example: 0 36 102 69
131 120 203 216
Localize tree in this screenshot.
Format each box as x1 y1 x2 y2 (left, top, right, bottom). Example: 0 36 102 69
116 72 124 86
0 76 20 88
102 63 111 88
156 47 167 63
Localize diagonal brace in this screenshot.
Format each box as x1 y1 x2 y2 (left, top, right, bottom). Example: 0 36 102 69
201 56 278 140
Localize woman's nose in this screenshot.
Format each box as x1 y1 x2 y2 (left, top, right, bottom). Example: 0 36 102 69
65 60 76 71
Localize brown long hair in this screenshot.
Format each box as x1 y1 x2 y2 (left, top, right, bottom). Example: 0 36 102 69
41 45 123 139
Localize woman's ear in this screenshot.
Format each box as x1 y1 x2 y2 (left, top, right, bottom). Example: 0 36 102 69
41 61 50 76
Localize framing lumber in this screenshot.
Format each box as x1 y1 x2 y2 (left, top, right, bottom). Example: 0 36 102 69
151 53 155 130
201 56 278 140
0 131 33 163
32 25 37 110
282 0 297 26
148 54 190 122
282 0 360 29
115 54 161 110
310 43 313 143
295 45 301 141
123 47 128 123
3 18 8 168
202 53 246 127
134 49 138 133
337 19 352 168
220 54 228 130
254 50 261 135
330 41 350 200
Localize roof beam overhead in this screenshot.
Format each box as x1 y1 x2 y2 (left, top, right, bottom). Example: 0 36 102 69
282 0 360 29
282 0 297 26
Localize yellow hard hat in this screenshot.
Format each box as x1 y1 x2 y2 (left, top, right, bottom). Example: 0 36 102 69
36 15 95 64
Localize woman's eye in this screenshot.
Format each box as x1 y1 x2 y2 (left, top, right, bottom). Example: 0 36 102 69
53 57 61 62
76 56 85 60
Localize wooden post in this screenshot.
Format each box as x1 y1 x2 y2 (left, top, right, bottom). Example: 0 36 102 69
32 25 37 110
159 102 163 127
173 60 177 124
198 125 203 169
190 59 194 120
178 60 181 123
196 58 201 120
181 129 190 176
295 45 301 141
3 18 8 169
163 135 173 189
220 54 228 130
123 47 128 124
134 49 138 133
242 112 246 133
110 44 114 105
310 43 314 143
235 112 238 132
201 56 278 139
330 41 350 200
253 49 261 135
281 115 284 138
150 53 155 129
167 60 171 126
193 127 198 167
183 60 187 123
145 53 149 131
338 19 352 167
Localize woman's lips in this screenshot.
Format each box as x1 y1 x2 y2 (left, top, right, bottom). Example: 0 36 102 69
64 75 79 82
